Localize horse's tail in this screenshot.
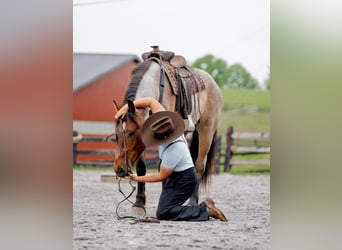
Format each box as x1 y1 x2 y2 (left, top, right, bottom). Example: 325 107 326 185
201 130 217 188
189 129 217 189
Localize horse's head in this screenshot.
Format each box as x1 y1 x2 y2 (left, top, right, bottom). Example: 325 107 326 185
113 100 146 177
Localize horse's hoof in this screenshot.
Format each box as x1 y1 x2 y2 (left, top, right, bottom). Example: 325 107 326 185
131 206 145 216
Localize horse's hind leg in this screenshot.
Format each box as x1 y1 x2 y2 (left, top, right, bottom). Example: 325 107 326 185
188 120 217 205
187 172 201 206
187 130 200 206
187 130 210 205
132 157 146 214
188 131 210 205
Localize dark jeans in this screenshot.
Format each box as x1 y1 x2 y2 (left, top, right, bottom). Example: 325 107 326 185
156 167 209 221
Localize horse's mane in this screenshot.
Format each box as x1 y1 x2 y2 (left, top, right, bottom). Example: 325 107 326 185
124 60 153 104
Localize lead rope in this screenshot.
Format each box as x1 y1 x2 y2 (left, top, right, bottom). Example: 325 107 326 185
115 177 145 219
115 177 160 224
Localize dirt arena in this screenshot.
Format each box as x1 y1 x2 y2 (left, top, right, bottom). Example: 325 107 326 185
73 170 270 249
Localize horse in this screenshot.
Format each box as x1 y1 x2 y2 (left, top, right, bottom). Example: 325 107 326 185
112 49 222 211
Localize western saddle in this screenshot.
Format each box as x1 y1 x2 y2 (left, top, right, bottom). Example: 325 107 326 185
141 46 205 129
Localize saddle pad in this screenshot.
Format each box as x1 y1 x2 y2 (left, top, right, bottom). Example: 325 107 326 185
177 67 206 94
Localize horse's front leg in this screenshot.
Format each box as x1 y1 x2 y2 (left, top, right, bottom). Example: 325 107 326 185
132 157 146 213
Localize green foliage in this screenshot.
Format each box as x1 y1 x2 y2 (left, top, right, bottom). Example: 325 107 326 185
191 54 260 89
226 64 259 89
191 54 229 87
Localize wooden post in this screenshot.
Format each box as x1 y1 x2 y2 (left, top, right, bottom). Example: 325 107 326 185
73 131 78 166
215 135 222 174
224 126 234 172
73 143 78 166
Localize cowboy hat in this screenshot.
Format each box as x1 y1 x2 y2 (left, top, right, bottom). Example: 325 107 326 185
141 111 185 147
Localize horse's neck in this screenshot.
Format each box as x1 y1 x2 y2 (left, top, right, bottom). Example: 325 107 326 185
135 62 174 111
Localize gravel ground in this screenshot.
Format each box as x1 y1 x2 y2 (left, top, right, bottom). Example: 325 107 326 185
73 170 270 250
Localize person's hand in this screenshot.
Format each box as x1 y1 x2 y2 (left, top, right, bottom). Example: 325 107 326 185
115 104 128 120
128 172 138 182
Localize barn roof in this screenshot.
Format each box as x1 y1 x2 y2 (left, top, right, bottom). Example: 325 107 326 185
73 53 140 92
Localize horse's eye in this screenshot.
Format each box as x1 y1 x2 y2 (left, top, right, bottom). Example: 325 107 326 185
128 131 135 138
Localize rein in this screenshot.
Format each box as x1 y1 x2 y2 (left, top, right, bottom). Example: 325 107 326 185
115 176 160 224
115 177 146 219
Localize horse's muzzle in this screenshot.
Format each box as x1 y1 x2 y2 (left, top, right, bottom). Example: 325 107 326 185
116 167 127 177
116 166 132 177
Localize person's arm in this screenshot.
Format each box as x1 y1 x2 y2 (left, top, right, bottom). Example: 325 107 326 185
128 166 173 183
115 97 165 119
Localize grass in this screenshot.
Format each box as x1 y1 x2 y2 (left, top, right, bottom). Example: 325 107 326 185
221 87 270 112
229 165 270 175
218 87 270 135
218 112 270 136
73 165 113 171
217 87 270 174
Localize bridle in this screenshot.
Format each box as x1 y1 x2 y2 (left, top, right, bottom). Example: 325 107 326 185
114 119 141 218
108 113 159 223
118 118 133 174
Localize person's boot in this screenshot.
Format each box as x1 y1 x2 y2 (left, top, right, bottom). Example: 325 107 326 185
204 197 228 222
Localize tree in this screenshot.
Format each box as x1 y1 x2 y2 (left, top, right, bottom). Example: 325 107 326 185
192 54 260 89
226 63 259 89
191 54 229 87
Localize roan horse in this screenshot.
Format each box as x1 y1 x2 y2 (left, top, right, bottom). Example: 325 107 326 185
113 47 222 211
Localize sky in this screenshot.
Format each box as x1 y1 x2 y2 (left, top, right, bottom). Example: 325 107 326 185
73 0 270 88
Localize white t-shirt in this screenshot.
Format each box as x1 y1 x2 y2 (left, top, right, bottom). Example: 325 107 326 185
158 135 194 172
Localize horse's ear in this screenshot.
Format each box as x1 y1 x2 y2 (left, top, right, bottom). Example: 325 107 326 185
127 100 136 113
113 100 120 112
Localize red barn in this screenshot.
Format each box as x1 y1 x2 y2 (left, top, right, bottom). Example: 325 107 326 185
73 53 140 165
73 53 140 134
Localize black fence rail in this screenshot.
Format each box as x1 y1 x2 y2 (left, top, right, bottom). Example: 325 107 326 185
73 130 163 169
223 126 270 172
73 133 116 167
73 127 270 173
